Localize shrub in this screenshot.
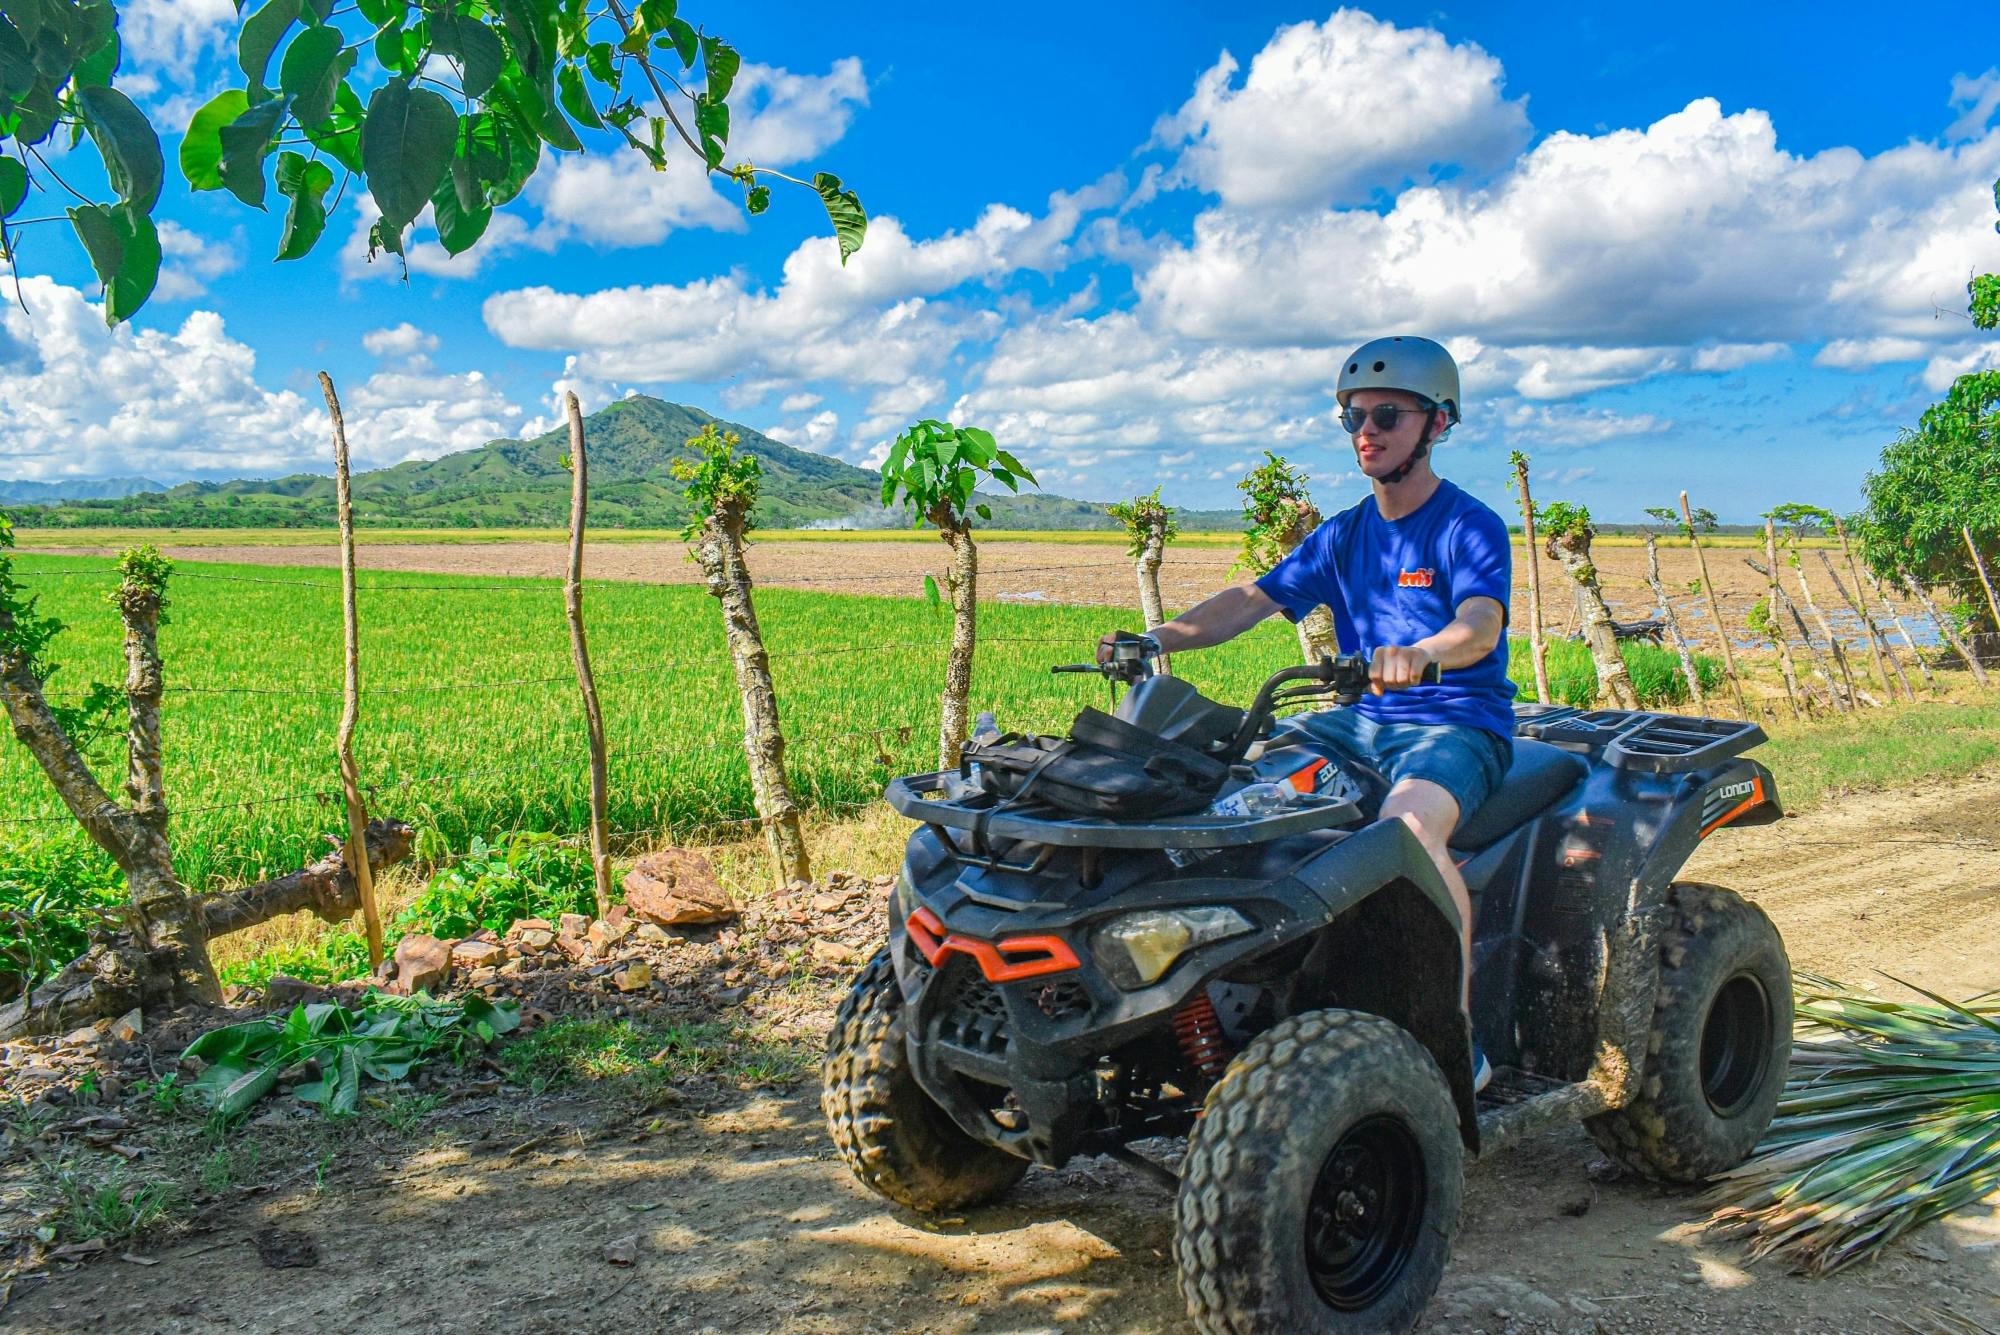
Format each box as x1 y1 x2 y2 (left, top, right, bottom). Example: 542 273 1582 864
394 831 598 939
1513 638 1721 709
217 925 372 990
0 835 124 998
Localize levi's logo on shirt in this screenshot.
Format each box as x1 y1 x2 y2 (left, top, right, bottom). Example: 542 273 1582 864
1397 568 1435 589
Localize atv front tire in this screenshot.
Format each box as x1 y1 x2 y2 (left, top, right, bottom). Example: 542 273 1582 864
1175 1009 1463 1335
1586 882 1791 1183
821 949 1029 1211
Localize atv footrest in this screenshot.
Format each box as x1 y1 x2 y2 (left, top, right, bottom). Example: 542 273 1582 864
1475 1067 1567 1109
1474 1070 1614 1156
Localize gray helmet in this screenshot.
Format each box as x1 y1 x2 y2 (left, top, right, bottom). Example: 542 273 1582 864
1336 336 1461 426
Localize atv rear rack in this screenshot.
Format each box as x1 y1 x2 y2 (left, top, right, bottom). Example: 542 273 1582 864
1512 706 1766 775
885 772 1360 849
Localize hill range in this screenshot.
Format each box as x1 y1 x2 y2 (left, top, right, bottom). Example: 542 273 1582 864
10 397 1241 533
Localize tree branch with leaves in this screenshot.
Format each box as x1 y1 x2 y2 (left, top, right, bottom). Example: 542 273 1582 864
880 419 1036 769
1107 487 1177 673
1234 451 1334 665
1536 500 1638 709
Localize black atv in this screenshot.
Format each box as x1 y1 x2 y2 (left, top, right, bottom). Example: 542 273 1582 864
821 642 1792 1333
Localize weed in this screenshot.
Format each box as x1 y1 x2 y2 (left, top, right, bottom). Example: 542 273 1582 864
38 1152 183 1243
135 1073 187 1117
502 1016 811 1102
373 1090 447 1135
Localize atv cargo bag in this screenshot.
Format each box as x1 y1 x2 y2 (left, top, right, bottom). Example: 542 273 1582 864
964 707 1229 819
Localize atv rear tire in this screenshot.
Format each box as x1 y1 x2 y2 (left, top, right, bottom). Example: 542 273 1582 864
1175 1009 1463 1335
1586 882 1791 1183
821 949 1029 1211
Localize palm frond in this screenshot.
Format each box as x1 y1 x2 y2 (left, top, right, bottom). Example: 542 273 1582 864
1703 974 2000 1275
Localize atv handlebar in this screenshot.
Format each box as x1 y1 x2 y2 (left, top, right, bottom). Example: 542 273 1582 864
1222 654 1441 760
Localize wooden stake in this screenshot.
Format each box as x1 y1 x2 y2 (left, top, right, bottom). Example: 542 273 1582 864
321 372 381 968
1644 533 1703 707
1904 571 1991 688
1514 456 1550 704
1682 491 1746 717
1786 536 1858 708
1761 521 1806 718
1867 569 1937 692
1817 549 1902 702
1964 525 2000 645
1832 519 1913 701
564 393 612 919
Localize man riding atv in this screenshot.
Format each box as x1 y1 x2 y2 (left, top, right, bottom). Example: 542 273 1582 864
1099 335 1511 1090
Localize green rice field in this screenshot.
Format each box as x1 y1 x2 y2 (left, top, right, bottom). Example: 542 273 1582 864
0 553 1713 891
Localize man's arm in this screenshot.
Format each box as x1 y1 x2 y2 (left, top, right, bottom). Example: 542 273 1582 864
1099 581 1284 662
1372 596 1505 691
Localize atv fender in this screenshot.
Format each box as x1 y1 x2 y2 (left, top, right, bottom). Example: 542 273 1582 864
1276 816 1480 1151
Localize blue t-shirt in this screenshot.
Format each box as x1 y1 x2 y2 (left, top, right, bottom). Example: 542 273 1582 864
1255 479 1517 739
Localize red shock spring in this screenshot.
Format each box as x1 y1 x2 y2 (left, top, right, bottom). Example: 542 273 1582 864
1173 993 1232 1085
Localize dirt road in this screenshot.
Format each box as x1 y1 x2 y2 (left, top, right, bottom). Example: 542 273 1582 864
8 774 2000 1334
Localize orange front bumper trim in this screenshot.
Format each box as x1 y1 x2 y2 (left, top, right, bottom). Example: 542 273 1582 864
905 906 1080 982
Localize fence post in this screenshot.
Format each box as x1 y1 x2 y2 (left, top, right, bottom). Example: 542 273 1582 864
1903 572 1991 688
1644 533 1703 707
1785 534 1860 707
1832 518 1913 701
1816 548 1902 702
564 393 613 919
1759 521 1806 718
1681 491 1746 717
1964 525 2000 641
320 372 382 969
1867 568 1936 692
1512 454 1550 704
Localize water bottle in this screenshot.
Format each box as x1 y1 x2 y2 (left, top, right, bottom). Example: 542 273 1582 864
1207 781 1296 819
972 711 1000 745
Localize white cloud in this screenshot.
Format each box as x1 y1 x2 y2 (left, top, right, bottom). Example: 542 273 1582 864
117 0 234 90
1156 9 1530 210
1814 336 1929 369
1498 403 1669 446
340 367 524 464
341 208 543 283
151 221 239 301
1949 69 2000 141
764 409 842 455
779 391 823 413
853 378 946 447
731 58 870 165
1920 341 2000 391
361 323 440 359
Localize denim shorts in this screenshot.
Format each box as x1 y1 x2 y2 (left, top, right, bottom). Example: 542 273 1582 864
1283 707 1513 826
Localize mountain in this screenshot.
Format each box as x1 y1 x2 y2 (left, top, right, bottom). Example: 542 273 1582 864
0 477 167 504
8 396 1241 532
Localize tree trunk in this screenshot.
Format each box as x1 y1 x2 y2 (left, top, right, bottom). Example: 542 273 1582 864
1965 525 2000 640
1278 502 1336 665
1834 518 1915 702
200 819 416 937
692 508 811 886
564 394 613 918
1515 459 1550 704
1758 524 1807 717
1644 534 1703 708
1787 540 1857 708
1682 491 1747 718
936 514 979 769
1817 548 1903 702
1868 568 1937 691
323 373 384 966
1545 524 1638 708
1902 572 1991 687
1135 518 1171 676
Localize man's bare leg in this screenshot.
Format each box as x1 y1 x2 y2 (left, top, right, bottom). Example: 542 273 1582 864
1379 778 1472 1012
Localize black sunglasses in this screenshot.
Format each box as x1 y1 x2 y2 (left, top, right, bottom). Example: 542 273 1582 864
1339 403 1434 434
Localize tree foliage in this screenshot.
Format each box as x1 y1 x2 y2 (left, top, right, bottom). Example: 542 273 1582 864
1642 503 1717 538
1233 451 1317 575
1534 500 1592 542
1857 369 2000 591
670 422 757 536
878 419 1035 531
0 0 866 325
1106 486 1178 559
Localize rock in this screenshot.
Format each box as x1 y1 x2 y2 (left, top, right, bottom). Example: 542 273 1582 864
451 939 508 968
107 1009 143 1044
505 917 554 940
635 923 674 945
555 935 591 963
558 913 590 939
604 1234 638 1266
18 1065 60 1081
714 985 751 1007
811 893 854 914
613 962 653 992
810 939 865 967
515 929 557 952
390 934 453 996
587 918 632 952
624 850 738 927
60 1024 100 1049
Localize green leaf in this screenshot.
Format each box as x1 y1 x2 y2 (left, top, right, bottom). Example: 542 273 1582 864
278 24 353 129
636 0 676 31
556 63 602 130
694 95 727 168
274 150 334 259
660 16 697 67
923 573 940 608
584 40 615 85
303 79 364 172
8 76 58 145
428 6 503 99
179 89 250 190
67 202 159 325
218 95 287 208
192 1058 284 1117
238 0 301 91
975 503 992 522
355 0 399 22
430 164 490 254
0 156 25 219
372 14 408 74
361 79 459 237
0 18 35 100
745 183 769 215
74 85 162 211
493 69 581 153
71 11 118 90
701 36 739 101
812 171 867 265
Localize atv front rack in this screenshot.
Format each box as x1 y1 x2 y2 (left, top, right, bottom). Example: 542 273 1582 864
1513 706 1766 774
885 772 1361 849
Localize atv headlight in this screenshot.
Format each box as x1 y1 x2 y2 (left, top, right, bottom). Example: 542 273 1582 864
1093 907 1252 989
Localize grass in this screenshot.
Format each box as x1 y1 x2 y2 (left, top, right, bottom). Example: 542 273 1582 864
501 1016 812 1100
1758 701 2000 810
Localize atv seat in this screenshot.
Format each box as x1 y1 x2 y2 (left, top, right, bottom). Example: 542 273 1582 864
1449 739 1587 851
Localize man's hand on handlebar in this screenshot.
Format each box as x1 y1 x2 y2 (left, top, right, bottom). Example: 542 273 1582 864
1095 630 1162 666
1369 644 1442 695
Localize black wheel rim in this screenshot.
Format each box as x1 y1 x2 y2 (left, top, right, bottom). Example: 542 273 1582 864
1304 1114 1428 1312
1700 971 1772 1117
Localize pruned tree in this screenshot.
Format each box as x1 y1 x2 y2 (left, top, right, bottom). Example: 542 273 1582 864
673 424 809 886
880 419 1037 770
1769 504 1862 708
1639 507 1704 708
1536 501 1638 709
0 520 414 1038
1107 487 1178 674
1511 452 1550 704
1676 491 1747 717
1 0 866 326
1235 452 1334 665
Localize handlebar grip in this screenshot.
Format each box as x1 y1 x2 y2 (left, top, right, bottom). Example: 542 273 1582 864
1052 663 1100 674
1421 662 1443 684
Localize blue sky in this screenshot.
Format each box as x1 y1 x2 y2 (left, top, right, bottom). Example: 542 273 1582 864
7 1 2000 521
